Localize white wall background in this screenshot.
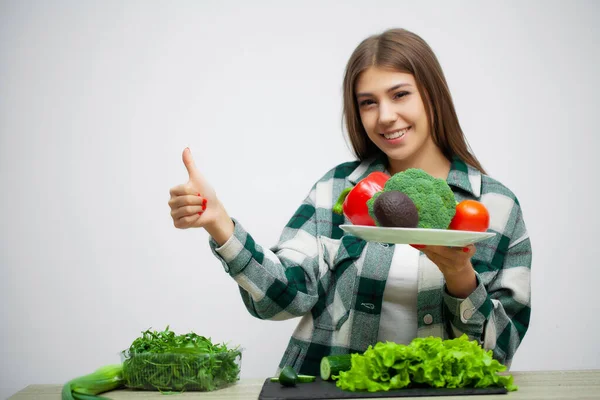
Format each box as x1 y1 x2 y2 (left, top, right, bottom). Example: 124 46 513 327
1 0 599 398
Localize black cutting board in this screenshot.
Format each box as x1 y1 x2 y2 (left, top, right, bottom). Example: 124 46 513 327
258 378 508 399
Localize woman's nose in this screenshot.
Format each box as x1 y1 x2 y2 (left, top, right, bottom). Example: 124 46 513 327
378 101 397 125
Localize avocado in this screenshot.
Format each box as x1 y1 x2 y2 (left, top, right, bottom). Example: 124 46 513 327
373 190 419 228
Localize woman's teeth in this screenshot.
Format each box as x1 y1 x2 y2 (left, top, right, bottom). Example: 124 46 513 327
383 127 409 140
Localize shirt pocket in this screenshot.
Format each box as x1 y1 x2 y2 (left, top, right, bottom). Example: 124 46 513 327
313 234 366 331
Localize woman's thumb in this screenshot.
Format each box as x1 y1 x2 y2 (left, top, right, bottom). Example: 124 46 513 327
182 147 200 180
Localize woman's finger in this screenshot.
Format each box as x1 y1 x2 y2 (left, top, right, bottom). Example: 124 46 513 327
420 244 476 273
419 246 455 265
169 183 198 197
168 194 206 209
171 205 206 220
423 252 450 273
173 213 201 229
416 244 476 261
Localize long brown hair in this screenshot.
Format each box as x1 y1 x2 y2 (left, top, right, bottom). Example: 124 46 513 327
342 28 486 174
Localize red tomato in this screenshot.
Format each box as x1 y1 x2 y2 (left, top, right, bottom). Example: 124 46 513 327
448 200 490 232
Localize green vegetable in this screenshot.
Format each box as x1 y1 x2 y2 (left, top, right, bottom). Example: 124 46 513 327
61 364 125 400
279 366 300 387
121 325 242 392
320 355 353 380
333 335 517 392
270 366 316 386
366 168 456 229
294 375 317 383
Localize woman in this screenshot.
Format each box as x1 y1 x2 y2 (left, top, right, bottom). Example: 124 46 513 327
168 28 532 376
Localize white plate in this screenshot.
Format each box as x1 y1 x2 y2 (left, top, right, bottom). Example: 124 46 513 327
339 225 496 246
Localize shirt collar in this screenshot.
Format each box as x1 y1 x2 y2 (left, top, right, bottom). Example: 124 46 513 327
347 153 388 185
446 156 482 198
347 154 482 198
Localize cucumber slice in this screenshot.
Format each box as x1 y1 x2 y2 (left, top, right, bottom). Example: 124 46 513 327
270 375 315 384
320 354 353 380
296 374 316 383
271 366 317 386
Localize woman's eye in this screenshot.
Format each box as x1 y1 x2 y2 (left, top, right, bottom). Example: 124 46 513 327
394 91 409 99
359 99 375 107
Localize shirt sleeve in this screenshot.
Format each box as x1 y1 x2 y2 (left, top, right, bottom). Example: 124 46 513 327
207 186 324 321
441 202 532 368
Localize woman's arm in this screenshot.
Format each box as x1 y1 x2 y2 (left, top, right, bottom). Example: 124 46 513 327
170 148 329 321
440 203 532 368
207 185 325 321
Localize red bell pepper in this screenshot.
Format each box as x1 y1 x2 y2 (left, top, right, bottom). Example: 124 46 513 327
332 171 389 226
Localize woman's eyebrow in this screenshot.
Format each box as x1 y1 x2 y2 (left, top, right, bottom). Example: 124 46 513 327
356 83 412 98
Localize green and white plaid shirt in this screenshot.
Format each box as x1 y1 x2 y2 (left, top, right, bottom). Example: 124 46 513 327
208 155 532 376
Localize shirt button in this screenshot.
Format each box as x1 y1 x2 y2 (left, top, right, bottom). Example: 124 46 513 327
423 314 433 325
462 308 475 320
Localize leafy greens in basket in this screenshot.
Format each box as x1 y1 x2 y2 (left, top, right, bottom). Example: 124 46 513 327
121 325 242 392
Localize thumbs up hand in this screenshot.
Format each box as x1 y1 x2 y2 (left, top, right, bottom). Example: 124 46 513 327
168 148 233 244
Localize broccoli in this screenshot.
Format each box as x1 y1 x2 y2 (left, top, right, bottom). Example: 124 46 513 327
366 168 457 229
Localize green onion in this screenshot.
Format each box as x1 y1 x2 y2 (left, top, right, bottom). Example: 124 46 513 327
61 364 124 400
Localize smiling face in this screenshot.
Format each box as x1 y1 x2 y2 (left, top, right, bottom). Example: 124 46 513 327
355 66 438 171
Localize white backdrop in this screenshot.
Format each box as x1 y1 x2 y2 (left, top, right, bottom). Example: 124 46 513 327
1 0 599 398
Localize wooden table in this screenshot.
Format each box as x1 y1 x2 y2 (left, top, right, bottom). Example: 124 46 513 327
8 370 600 399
